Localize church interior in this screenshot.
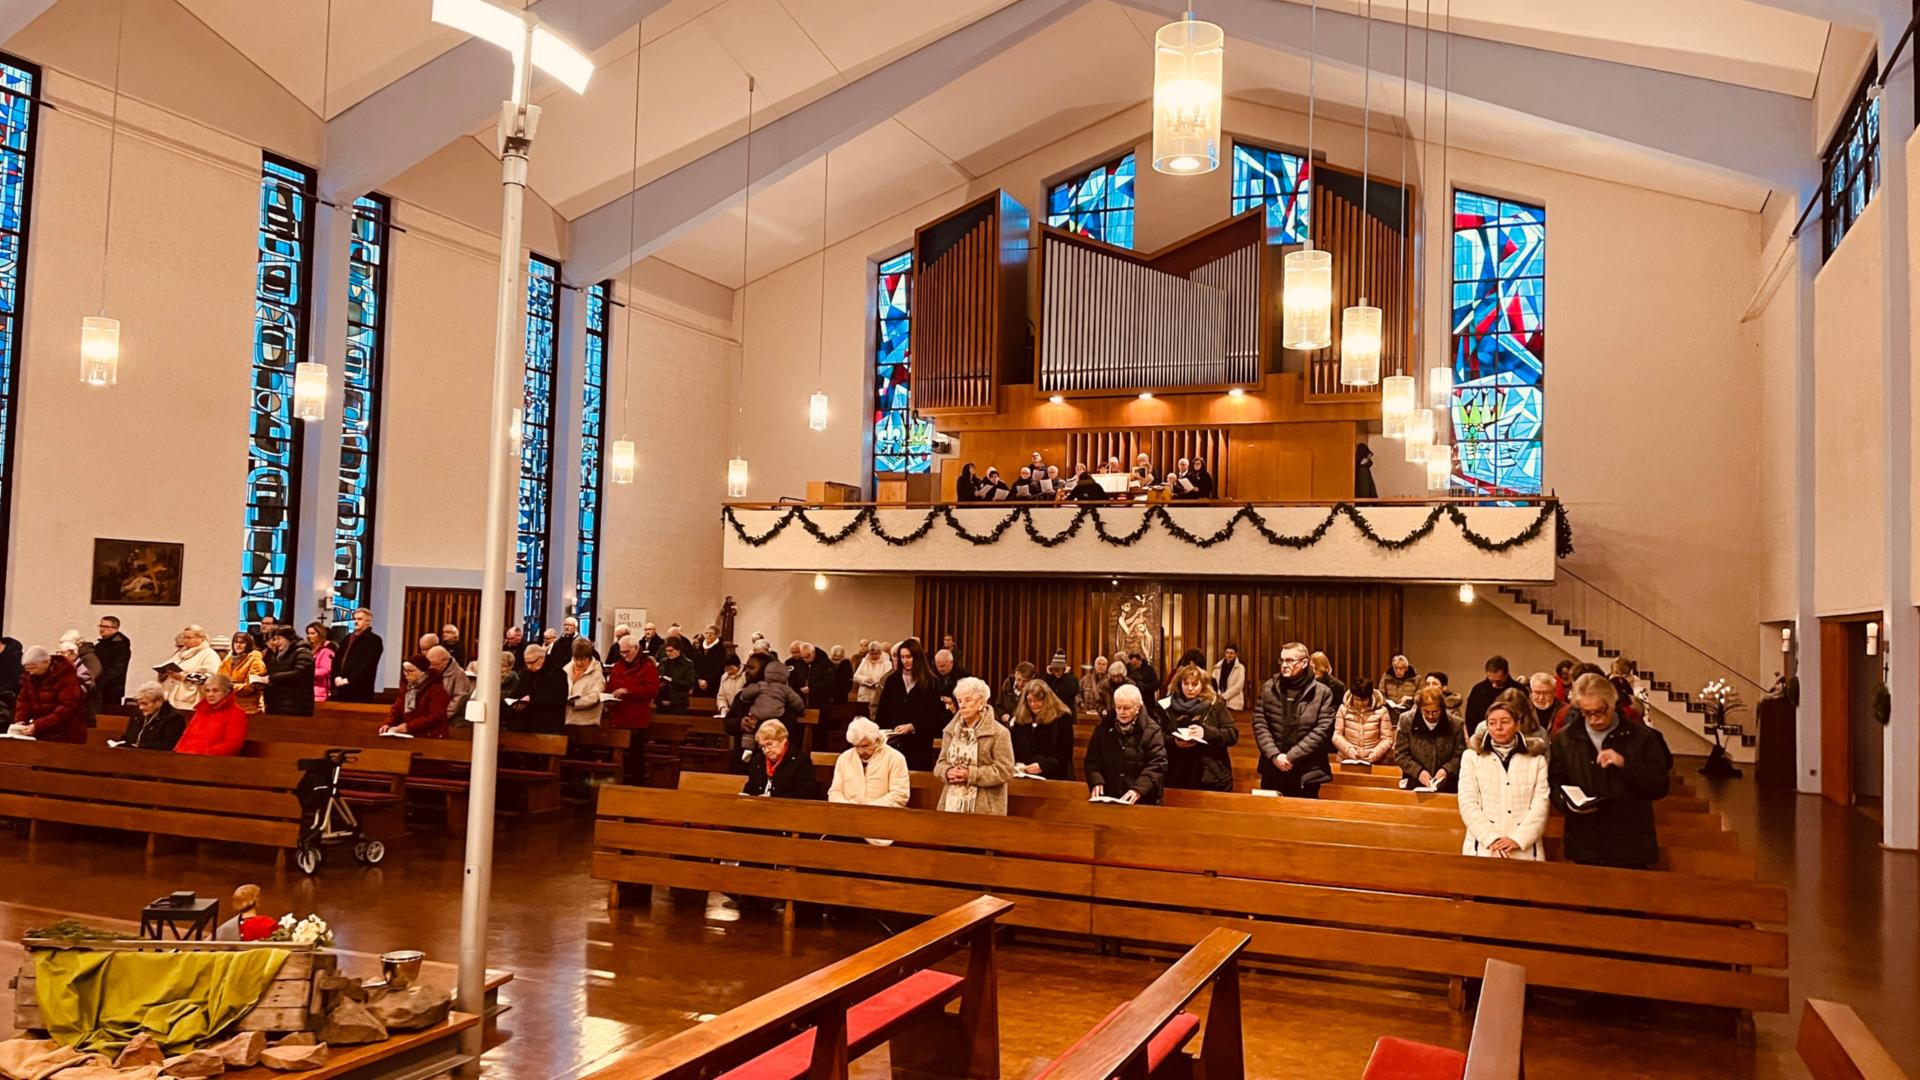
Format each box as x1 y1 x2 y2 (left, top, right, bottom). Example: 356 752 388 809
0 0 1914 1076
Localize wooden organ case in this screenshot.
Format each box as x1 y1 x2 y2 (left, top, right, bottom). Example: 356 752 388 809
909 190 1031 414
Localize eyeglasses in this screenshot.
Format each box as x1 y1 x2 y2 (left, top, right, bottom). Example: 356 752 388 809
1579 705 1612 719
1280 656 1309 668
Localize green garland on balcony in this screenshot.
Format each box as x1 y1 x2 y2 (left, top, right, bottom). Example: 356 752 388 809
722 502 1570 556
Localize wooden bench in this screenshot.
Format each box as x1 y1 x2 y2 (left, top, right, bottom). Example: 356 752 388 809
1035 928 1248 1080
0 741 305 861
563 725 633 792
585 895 1010 1079
594 784 1787 1036
1362 958 1527 1080
1798 999 1910 1080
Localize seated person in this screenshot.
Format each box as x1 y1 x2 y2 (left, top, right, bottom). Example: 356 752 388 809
381 655 450 738
175 674 249 756
742 719 816 799
1084 684 1168 805
120 681 188 751
975 467 1011 501
1011 465 1040 500
9 646 92 743
1067 464 1106 502
1393 686 1465 792
828 718 912 820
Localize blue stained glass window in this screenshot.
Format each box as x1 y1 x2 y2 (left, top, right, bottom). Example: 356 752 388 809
0 54 35 618
241 153 316 628
873 251 932 476
1229 142 1311 243
1449 190 1545 497
518 254 560 633
331 193 390 623
1822 65 1880 260
575 280 611 634
1046 152 1136 249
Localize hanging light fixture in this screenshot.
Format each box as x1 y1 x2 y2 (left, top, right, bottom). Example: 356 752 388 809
1425 444 1452 491
610 13 647 485
609 438 636 484
293 361 328 420
1281 0 1332 351
1428 364 1452 407
1457 582 1475 604
813 572 828 592
1151 10 1224 175
726 76 758 497
808 148 834 432
1339 0 1380 386
727 456 750 498
1403 409 1434 462
80 317 120 387
83 0 131 387
1381 373 1415 438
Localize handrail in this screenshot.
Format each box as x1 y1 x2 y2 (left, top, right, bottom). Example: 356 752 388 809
1550 566 1769 691
726 496 1560 511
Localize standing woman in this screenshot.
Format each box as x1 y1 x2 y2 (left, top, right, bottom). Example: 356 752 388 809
565 637 606 728
1008 680 1076 781
1209 645 1247 712
934 677 1015 814
874 640 942 771
954 462 982 503
1457 689 1551 859
1379 655 1420 709
306 624 335 704
1162 664 1237 792
221 631 267 714
1332 681 1396 766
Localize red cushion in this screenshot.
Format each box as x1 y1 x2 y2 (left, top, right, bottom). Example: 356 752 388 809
1031 1005 1200 1079
717 969 964 1079
1361 1037 1467 1080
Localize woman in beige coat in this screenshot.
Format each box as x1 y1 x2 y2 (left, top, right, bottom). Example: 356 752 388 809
1331 682 1395 764
828 718 912 844
564 637 606 727
933 677 1015 815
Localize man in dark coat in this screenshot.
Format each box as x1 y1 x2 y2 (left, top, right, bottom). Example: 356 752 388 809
1463 655 1516 732
0 631 21 701
1251 642 1335 797
1124 650 1160 701
261 628 315 715
1549 673 1671 868
635 623 668 662
1042 651 1080 711
803 643 836 705
332 607 385 703
94 616 132 705
691 625 728 696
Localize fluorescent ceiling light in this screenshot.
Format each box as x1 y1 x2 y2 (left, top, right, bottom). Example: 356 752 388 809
433 0 595 95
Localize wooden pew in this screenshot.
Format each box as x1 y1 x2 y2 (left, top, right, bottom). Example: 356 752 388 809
0 741 304 860
1035 928 1249 1080
594 784 1788 1034
563 725 632 793
1362 958 1527 1080
587 896 1010 1079
1798 999 1911 1080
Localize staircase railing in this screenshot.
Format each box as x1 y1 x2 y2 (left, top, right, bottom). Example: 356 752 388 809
1502 567 1772 719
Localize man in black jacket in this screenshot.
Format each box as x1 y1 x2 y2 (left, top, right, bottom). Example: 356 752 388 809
332 607 385 703
691 625 728 696
1549 673 1670 868
1042 651 1079 711
1463 655 1516 731
802 643 836 705
261 628 315 716
1124 650 1160 701
94 615 132 705
1252 642 1335 797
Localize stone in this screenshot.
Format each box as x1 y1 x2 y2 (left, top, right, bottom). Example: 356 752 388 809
115 1033 166 1069
258 1043 330 1072
365 984 453 1031
316 970 368 1004
161 1049 227 1076
318 1000 388 1046
209 1032 265 1068
271 1032 317 1047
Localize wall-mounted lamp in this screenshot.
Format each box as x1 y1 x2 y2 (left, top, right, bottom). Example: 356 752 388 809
1866 622 1879 656
1781 626 1793 653
1457 583 1475 605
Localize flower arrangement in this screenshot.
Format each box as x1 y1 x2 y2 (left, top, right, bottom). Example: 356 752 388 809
266 913 334 947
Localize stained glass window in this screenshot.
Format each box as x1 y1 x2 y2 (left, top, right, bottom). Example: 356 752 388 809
331 193 389 623
1822 65 1880 260
1046 152 1136 248
241 153 316 628
575 280 611 634
0 55 37 619
1229 142 1310 242
873 251 932 476
1449 190 1545 497
518 254 560 633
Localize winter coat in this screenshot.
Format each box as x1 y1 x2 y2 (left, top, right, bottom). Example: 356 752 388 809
121 703 187 751
262 643 316 716
509 661 567 734
565 659 607 726
333 629 385 703
95 632 132 705
1379 671 1421 707
1457 729 1551 859
160 643 220 712
828 744 912 823
312 644 334 702
1210 658 1247 711
387 678 451 738
1006 708 1076 781
742 745 818 799
690 637 728 696
1251 675 1335 790
439 661 472 724
655 655 697 713
1332 697 1396 764
176 695 249 755
604 654 661 730
219 650 267 713
716 668 745 713
1083 714 1169 804
0 636 18 697
852 656 893 704
1393 709 1466 791
1549 717 1672 868
1043 672 1081 714
933 709 1016 815
1161 692 1237 792
1077 672 1107 715
15 656 92 743
724 663 806 763
874 669 943 770
1464 677 1517 732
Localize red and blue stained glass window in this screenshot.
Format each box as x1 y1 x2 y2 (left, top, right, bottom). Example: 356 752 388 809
1046 152 1136 249
0 54 36 618
1229 142 1310 243
1450 190 1544 497
873 251 932 475
518 254 560 632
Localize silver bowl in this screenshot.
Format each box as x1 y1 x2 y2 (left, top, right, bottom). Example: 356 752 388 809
379 949 425 989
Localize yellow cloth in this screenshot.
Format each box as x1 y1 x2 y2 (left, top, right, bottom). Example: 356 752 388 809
32 948 289 1056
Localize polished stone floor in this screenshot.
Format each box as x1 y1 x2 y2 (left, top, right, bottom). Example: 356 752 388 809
0 765 1911 1079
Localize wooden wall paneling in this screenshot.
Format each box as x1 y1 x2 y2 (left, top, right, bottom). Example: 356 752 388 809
402 587 510 662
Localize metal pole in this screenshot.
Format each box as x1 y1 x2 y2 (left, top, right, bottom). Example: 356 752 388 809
457 16 540 1069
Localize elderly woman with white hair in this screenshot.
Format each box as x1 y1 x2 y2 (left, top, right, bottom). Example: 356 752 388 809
932 676 1015 815
1084 683 1168 805
9 645 92 743
828 718 912 840
119 681 188 751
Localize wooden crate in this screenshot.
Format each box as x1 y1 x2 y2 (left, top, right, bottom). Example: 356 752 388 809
12 940 337 1035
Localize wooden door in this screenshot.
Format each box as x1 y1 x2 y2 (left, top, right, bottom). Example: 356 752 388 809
1819 619 1852 806
403 587 513 660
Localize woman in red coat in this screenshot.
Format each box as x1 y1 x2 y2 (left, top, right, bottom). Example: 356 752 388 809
603 636 661 785
381 655 450 738
11 648 92 743
175 674 249 756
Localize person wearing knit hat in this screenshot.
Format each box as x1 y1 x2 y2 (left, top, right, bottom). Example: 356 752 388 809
1043 650 1078 714
382 653 450 737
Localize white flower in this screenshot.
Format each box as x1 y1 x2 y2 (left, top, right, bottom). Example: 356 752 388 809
279 914 297 929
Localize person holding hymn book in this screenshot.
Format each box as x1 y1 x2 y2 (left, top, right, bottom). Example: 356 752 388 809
954 463 983 503
118 682 186 751
381 655 449 738
1379 655 1420 709
8 647 91 743
508 644 567 734
565 637 608 727
1162 664 1236 792
1548 673 1670 869
1085 684 1167 804
1188 455 1217 499
1067 464 1105 502
934 677 1015 815
1457 689 1551 860
1029 450 1047 481
157 625 221 712
652 639 695 715
976 467 1011 501
741 719 816 799
1045 465 1065 500
1012 465 1038 500
1394 686 1465 792
262 628 315 716
1008 679 1076 781
1172 458 1203 500
1332 681 1396 766
221 631 267 713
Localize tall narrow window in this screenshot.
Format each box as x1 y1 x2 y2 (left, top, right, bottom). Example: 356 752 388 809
575 279 611 633
0 55 39 619
332 193 390 623
1449 189 1545 496
1822 64 1880 260
241 153 316 627
872 251 931 476
1229 142 1310 242
518 253 560 632
1046 152 1136 249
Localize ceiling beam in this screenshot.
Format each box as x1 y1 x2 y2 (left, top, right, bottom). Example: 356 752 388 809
319 0 669 203
1116 0 1812 191
565 0 1092 285
0 1 59 48
1741 0 1879 31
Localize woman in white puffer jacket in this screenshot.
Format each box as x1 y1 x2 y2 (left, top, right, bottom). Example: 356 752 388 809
1456 688 1551 860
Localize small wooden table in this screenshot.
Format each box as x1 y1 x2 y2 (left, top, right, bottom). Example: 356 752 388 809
140 897 219 940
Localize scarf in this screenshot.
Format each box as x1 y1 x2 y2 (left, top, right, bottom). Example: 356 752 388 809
1491 737 1519 769
938 715 986 814
1165 691 1208 721
1217 656 1236 683
403 679 421 712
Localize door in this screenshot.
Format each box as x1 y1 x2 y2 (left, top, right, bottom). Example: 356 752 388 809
402 587 514 661
1820 619 1852 806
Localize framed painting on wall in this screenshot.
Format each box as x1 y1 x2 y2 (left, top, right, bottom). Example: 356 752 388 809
90 539 185 606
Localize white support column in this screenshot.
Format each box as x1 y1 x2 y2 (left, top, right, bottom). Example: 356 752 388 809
1795 188 1824 797
296 202 353 631
1876 6 1918 850
551 281 588 633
